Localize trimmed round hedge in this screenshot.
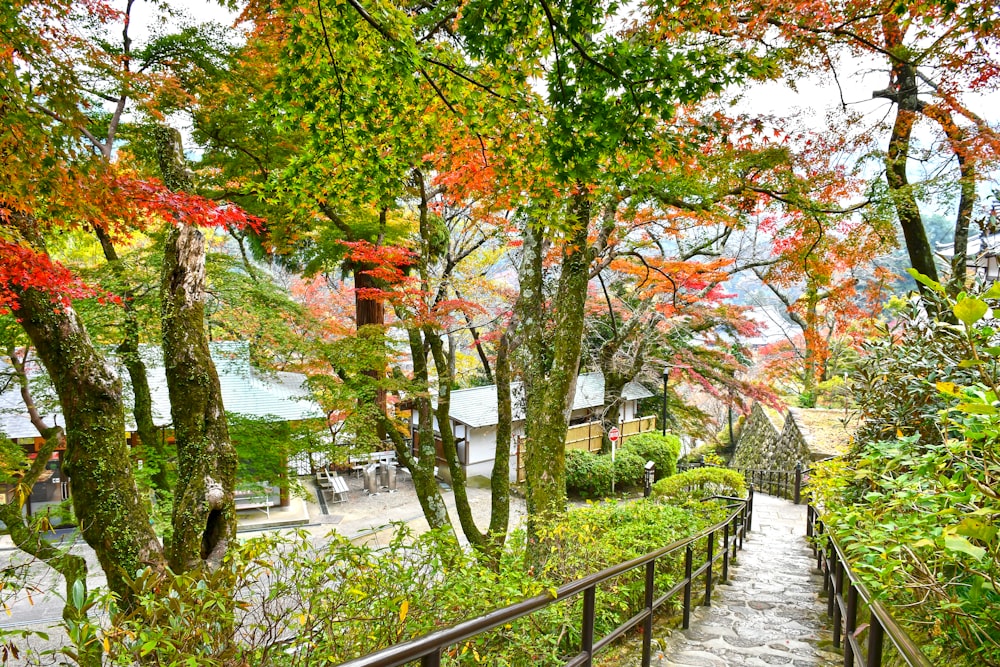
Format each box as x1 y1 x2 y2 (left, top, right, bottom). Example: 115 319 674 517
651 467 746 501
620 431 681 480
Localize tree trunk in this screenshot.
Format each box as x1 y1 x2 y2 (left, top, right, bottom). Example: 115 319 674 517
155 125 238 572
525 190 592 558
94 227 170 492
355 267 388 433
878 48 939 285
398 328 453 533
11 215 164 605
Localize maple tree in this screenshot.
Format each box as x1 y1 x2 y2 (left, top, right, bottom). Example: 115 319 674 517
0 0 260 616
688 0 1000 296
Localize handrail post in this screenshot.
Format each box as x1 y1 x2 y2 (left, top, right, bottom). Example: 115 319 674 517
642 561 655 667
704 530 715 606
844 583 858 667
794 463 802 504
826 539 836 615
682 545 693 629
581 585 596 666
722 520 730 581
866 616 885 667
421 649 441 667
833 559 844 648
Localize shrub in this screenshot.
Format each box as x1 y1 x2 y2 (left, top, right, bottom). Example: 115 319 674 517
82 500 723 667
620 432 680 479
652 467 746 501
566 449 644 498
811 277 1000 667
612 448 644 488
565 449 614 498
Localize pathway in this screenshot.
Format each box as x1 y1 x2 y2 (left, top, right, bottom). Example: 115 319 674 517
652 493 841 667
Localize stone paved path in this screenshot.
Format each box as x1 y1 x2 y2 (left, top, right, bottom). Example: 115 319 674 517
652 493 841 667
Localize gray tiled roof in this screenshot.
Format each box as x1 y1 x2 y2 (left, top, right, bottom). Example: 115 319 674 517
0 342 323 440
622 380 654 400
448 372 608 428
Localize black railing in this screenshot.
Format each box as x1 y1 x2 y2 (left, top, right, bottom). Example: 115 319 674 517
338 489 754 667
807 505 933 667
734 464 805 503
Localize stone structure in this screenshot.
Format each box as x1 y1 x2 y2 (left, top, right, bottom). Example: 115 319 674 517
732 404 851 470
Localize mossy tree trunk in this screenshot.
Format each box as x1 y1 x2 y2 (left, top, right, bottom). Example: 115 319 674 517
94 226 170 492
397 328 453 533
11 216 164 608
155 126 238 572
523 191 593 560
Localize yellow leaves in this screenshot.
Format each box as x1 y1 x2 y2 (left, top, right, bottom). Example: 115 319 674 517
398 599 409 623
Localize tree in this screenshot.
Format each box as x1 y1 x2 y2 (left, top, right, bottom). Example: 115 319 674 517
1 0 258 607
693 0 1000 296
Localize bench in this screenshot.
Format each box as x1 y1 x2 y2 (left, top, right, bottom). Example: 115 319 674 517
328 475 349 504
234 488 274 517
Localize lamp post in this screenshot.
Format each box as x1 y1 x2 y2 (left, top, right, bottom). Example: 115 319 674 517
661 367 670 436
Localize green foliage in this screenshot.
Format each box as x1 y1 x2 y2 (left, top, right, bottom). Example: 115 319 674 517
83 500 722 666
796 390 817 408
227 413 296 487
565 448 646 498
851 291 975 446
652 467 746 502
815 275 1000 666
621 432 681 480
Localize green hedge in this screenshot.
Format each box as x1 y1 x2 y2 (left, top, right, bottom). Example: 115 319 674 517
652 467 746 501
620 432 681 479
565 448 645 498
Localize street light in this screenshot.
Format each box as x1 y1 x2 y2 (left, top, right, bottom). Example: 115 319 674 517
661 366 670 436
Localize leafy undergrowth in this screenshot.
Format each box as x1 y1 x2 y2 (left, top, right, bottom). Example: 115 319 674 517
38 497 734 666
812 279 1000 667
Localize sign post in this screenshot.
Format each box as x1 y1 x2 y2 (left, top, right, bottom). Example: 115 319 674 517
609 426 620 495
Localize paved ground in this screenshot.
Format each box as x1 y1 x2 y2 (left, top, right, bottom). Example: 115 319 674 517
0 473 525 633
651 493 841 667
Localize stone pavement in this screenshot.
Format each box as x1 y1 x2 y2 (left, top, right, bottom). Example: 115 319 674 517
652 493 841 667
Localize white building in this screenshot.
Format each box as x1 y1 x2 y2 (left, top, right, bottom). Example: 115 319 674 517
413 372 655 483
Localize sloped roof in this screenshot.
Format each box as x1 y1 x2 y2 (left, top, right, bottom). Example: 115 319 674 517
742 305 798 347
622 380 654 400
448 372 620 428
937 231 1000 260
0 342 322 440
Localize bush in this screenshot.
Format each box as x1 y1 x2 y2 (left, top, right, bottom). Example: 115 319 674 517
652 467 746 501
80 500 723 667
565 449 644 498
620 432 681 480
811 278 1000 666
565 449 613 498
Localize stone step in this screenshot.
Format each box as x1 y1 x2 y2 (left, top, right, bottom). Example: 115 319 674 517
651 494 841 667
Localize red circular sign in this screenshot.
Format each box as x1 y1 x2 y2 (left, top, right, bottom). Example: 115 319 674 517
608 427 620 442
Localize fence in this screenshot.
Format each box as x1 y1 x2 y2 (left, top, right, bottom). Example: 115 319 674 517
807 505 933 667
564 416 658 453
733 465 805 503
337 489 754 667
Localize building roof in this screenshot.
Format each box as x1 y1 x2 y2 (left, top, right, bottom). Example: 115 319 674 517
622 380 654 401
448 372 648 428
937 231 1000 260
0 342 323 440
742 305 798 347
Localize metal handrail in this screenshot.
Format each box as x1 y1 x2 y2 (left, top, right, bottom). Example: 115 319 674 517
808 505 933 667
337 488 754 667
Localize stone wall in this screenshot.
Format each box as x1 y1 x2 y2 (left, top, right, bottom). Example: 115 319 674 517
732 404 837 470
